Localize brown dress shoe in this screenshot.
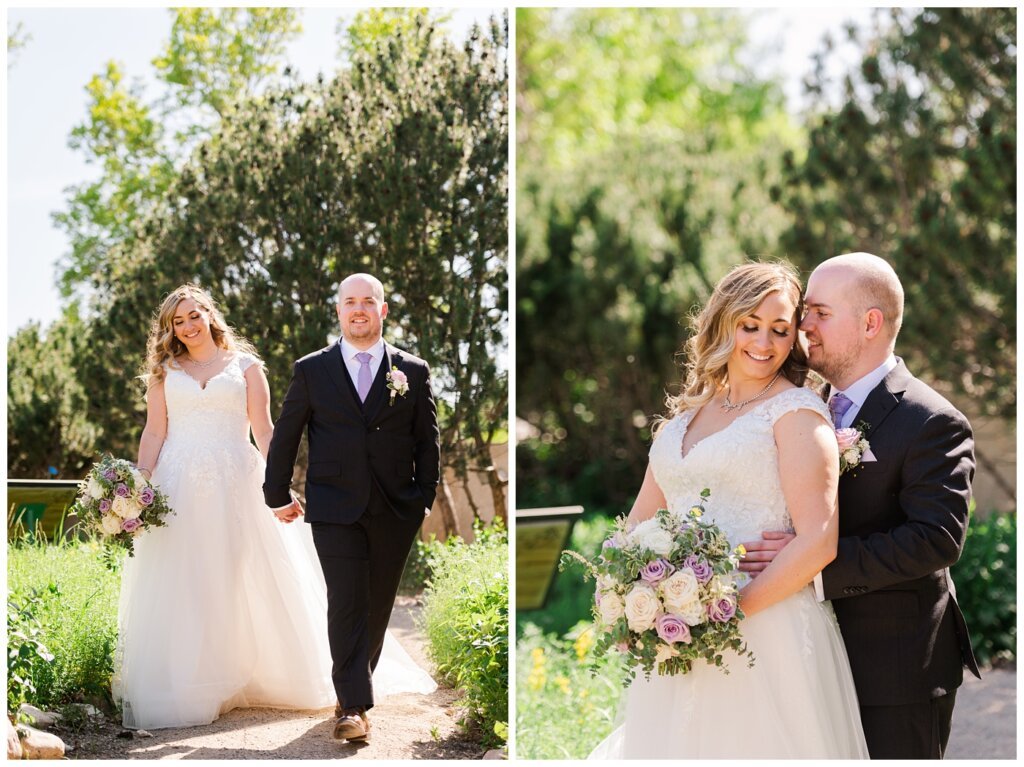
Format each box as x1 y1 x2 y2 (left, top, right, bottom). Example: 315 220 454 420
333 713 371 742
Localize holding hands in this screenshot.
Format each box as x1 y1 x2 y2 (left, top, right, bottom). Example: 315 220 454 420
273 494 304 524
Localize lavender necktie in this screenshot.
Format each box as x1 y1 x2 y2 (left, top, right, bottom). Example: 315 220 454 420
355 352 373 402
828 393 854 428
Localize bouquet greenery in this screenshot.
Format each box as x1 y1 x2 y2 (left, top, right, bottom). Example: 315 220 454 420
563 489 754 681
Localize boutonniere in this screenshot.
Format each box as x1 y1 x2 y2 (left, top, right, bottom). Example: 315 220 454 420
835 420 876 475
386 366 410 405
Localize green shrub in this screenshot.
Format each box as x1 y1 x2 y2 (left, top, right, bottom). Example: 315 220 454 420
399 534 447 595
7 587 56 718
7 539 122 710
421 521 508 747
952 510 1016 666
516 621 628 759
516 513 615 638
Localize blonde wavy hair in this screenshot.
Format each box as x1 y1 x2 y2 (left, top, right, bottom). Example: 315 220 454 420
660 261 808 428
142 284 261 388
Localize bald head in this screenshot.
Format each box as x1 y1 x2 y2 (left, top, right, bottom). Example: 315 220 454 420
338 272 385 304
813 252 904 345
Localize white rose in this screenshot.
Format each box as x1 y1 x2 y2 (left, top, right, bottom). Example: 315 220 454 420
598 591 625 624
624 583 661 632
112 495 140 520
100 513 123 536
659 569 700 610
707 574 735 599
86 475 104 500
676 598 706 626
843 449 860 467
631 519 674 557
655 643 680 664
596 575 616 592
130 467 147 488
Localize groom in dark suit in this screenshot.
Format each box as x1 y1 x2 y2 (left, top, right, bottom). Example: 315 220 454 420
741 253 979 759
264 272 440 742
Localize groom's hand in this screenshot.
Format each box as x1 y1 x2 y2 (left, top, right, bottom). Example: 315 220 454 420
273 498 304 523
738 531 795 576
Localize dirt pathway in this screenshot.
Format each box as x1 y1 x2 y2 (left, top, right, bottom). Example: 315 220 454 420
945 665 1016 759
63 598 484 760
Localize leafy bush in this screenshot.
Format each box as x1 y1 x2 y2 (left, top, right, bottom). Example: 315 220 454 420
516 622 628 760
951 510 1016 666
7 588 56 718
399 534 453 595
516 513 615 638
421 521 508 746
7 539 122 710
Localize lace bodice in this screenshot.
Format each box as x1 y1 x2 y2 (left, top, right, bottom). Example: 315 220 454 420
650 387 830 545
155 353 263 487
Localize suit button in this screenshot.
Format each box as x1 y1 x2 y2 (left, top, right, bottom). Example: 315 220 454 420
376 427 380 431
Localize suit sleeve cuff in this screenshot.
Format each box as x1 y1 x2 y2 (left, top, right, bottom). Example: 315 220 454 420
813 572 825 602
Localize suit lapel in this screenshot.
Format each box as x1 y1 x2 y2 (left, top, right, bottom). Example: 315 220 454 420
851 360 912 440
322 343 364 418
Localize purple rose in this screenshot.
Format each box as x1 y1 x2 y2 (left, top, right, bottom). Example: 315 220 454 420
114 483 130 498
121 517 142 533
639 558 676 586
138 486 155 506
602 538 618 551
655 614 692 644
684 554 713 584
707 596 738 623
103 468 117 481
98 498 112 513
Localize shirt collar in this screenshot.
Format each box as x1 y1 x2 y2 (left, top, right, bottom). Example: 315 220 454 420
339 336 385 363
831 354 898 410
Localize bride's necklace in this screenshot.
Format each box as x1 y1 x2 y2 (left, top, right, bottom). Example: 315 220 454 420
721 371 782 412
187 348 221 369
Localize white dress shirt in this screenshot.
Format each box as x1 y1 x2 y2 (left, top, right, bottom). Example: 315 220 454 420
813 353 899 600
340 336 386 393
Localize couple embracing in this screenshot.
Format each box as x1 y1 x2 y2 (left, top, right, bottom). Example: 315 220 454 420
592 253 979 760
113 273 439 743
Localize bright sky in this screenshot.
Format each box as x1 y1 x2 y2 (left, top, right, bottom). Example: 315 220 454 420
5 6 873 334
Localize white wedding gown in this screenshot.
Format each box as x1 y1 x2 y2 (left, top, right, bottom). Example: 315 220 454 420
590 387 869 759
112 353 436 730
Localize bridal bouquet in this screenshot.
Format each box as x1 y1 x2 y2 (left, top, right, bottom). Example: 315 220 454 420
562 489 754 681
70 456 174 557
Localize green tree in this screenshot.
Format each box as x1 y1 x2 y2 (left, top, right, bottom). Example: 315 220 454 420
53 8 302 300
7 21 30 69
516 8 795 510
775 7 1016 418
7 309 97 478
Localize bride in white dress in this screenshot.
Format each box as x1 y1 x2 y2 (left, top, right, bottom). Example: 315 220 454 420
112 284 435 730
590 262 868 759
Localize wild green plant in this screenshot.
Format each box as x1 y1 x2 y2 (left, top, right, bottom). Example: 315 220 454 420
952 510 1016 666
421 520 508 747
7 587 57 719
516 621 629 760
7 538 122 709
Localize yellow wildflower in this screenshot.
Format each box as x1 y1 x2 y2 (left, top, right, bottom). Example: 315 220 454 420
574 628 594 661
554 675 571 695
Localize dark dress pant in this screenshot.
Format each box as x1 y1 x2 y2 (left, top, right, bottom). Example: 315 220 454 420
860 689 957 759
310 485 423 712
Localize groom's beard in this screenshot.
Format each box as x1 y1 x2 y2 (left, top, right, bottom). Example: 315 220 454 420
808 338 865 387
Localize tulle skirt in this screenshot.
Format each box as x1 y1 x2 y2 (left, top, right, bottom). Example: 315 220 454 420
589 585 869 759
112 439 435 730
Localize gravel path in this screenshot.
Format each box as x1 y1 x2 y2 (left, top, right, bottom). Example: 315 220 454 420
946 665 1016 759
62 598 484 760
